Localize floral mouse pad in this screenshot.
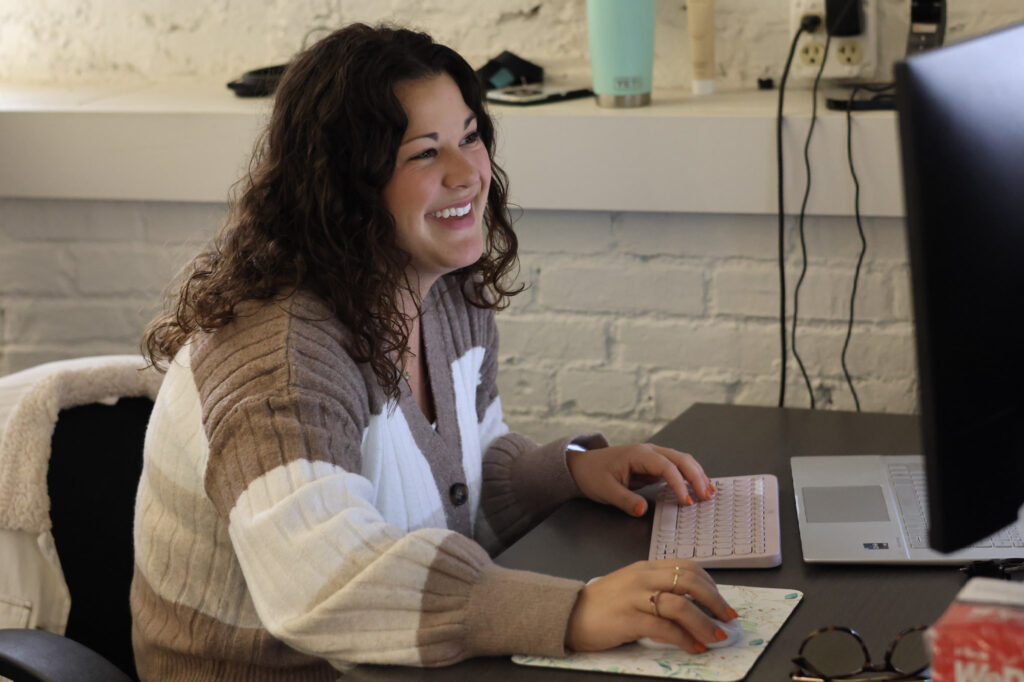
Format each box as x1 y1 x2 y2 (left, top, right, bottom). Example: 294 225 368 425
512 585 803 681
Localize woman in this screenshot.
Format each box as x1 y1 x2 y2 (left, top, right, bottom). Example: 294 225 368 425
133 23 736 681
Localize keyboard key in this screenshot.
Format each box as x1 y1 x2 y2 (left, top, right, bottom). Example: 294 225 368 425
909 533 929 548
659 505 678 532
894 485 920 514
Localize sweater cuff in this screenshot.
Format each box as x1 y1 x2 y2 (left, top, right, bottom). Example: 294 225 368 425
511 432 610 511
464 564 584 657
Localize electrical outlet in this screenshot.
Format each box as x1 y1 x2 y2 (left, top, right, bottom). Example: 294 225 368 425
799 41 826 66
789 0 877 80
835 41 863 65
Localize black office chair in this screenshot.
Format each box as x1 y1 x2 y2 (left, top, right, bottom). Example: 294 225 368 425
0 396 154 682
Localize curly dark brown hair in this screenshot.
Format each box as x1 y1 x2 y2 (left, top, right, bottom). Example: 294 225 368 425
143 23 522 402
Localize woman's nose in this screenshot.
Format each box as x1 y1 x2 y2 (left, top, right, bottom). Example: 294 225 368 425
443 150 476 188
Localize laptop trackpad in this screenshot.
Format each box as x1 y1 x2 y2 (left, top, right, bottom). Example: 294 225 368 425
802 486 890 523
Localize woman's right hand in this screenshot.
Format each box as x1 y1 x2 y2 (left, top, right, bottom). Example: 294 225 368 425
564 559 739 654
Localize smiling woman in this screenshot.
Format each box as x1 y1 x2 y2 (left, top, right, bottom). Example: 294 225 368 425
131 22 732 682
383 74 493 421
385 75 490 294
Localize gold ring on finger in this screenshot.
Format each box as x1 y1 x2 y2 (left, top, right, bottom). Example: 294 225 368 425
650 589 663 618
671 564 681 589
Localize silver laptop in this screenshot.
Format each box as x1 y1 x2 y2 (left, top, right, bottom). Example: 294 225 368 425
791 455 1024 564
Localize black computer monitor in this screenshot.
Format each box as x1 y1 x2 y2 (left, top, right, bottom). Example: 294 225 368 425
896 21 1024 553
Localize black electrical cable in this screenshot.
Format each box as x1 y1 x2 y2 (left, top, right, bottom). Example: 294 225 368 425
789 0 861 408
840 82 894 411
776 22 812 407
791 31 833 409
842 85 867 411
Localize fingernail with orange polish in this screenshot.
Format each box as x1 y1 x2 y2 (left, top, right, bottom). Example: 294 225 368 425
714 628 728 642
726 607 740 620
684 495 694 505
694 642 707 654
633 502 646 517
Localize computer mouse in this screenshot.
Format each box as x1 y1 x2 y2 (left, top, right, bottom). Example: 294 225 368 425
637 596 743 650
637 617 741 650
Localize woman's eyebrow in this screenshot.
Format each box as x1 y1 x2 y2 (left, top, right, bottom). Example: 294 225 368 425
400 115 477 146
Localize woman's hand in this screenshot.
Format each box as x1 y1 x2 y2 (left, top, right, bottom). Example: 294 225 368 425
566 443 714 517
565 560 739 653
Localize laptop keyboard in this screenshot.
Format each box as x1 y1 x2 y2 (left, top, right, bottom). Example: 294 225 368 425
888 462 1024 549
648 474 782 569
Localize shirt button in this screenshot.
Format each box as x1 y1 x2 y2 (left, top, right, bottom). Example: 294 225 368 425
449 483 469 506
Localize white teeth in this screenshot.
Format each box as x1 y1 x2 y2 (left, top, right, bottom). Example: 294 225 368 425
430 203 471 219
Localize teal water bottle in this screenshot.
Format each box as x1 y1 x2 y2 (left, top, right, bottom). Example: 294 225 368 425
586 0 657 107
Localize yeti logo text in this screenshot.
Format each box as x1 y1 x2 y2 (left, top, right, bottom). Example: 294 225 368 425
614 76 644 91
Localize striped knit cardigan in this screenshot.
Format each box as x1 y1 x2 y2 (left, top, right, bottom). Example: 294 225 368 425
130 276 607 681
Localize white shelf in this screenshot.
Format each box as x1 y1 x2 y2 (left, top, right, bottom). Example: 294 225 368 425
0 82 903 216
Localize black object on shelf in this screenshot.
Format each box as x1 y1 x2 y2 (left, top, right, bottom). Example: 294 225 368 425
227 64 287 97
825 83 896 111
475 51 544 90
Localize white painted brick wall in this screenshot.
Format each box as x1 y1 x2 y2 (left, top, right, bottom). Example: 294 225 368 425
494 209 914 441
4 0 1023 444
2 1 1023 89
0 199 223 375
0 199 916 443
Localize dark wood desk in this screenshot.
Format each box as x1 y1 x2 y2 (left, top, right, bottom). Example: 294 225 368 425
349 403 964 681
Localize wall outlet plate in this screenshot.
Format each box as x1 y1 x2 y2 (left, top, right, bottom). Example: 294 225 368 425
789 0 877 81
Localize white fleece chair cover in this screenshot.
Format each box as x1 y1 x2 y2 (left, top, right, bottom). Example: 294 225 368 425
0 355 162 634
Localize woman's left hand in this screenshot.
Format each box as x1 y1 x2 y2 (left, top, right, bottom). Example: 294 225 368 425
566 444 714 517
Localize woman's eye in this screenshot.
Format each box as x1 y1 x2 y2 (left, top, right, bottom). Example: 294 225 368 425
410 148 436 160
461 131 480 145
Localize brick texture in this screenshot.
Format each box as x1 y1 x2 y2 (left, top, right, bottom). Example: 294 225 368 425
0 194 920 444
2 1 1022 91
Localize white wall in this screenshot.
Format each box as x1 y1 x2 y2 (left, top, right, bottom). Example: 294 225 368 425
0 197 913 444
500 210 914 442
2 0 1023 89
2 0 1023 444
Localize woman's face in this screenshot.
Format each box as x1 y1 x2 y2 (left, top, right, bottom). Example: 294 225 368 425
383 73 491 296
